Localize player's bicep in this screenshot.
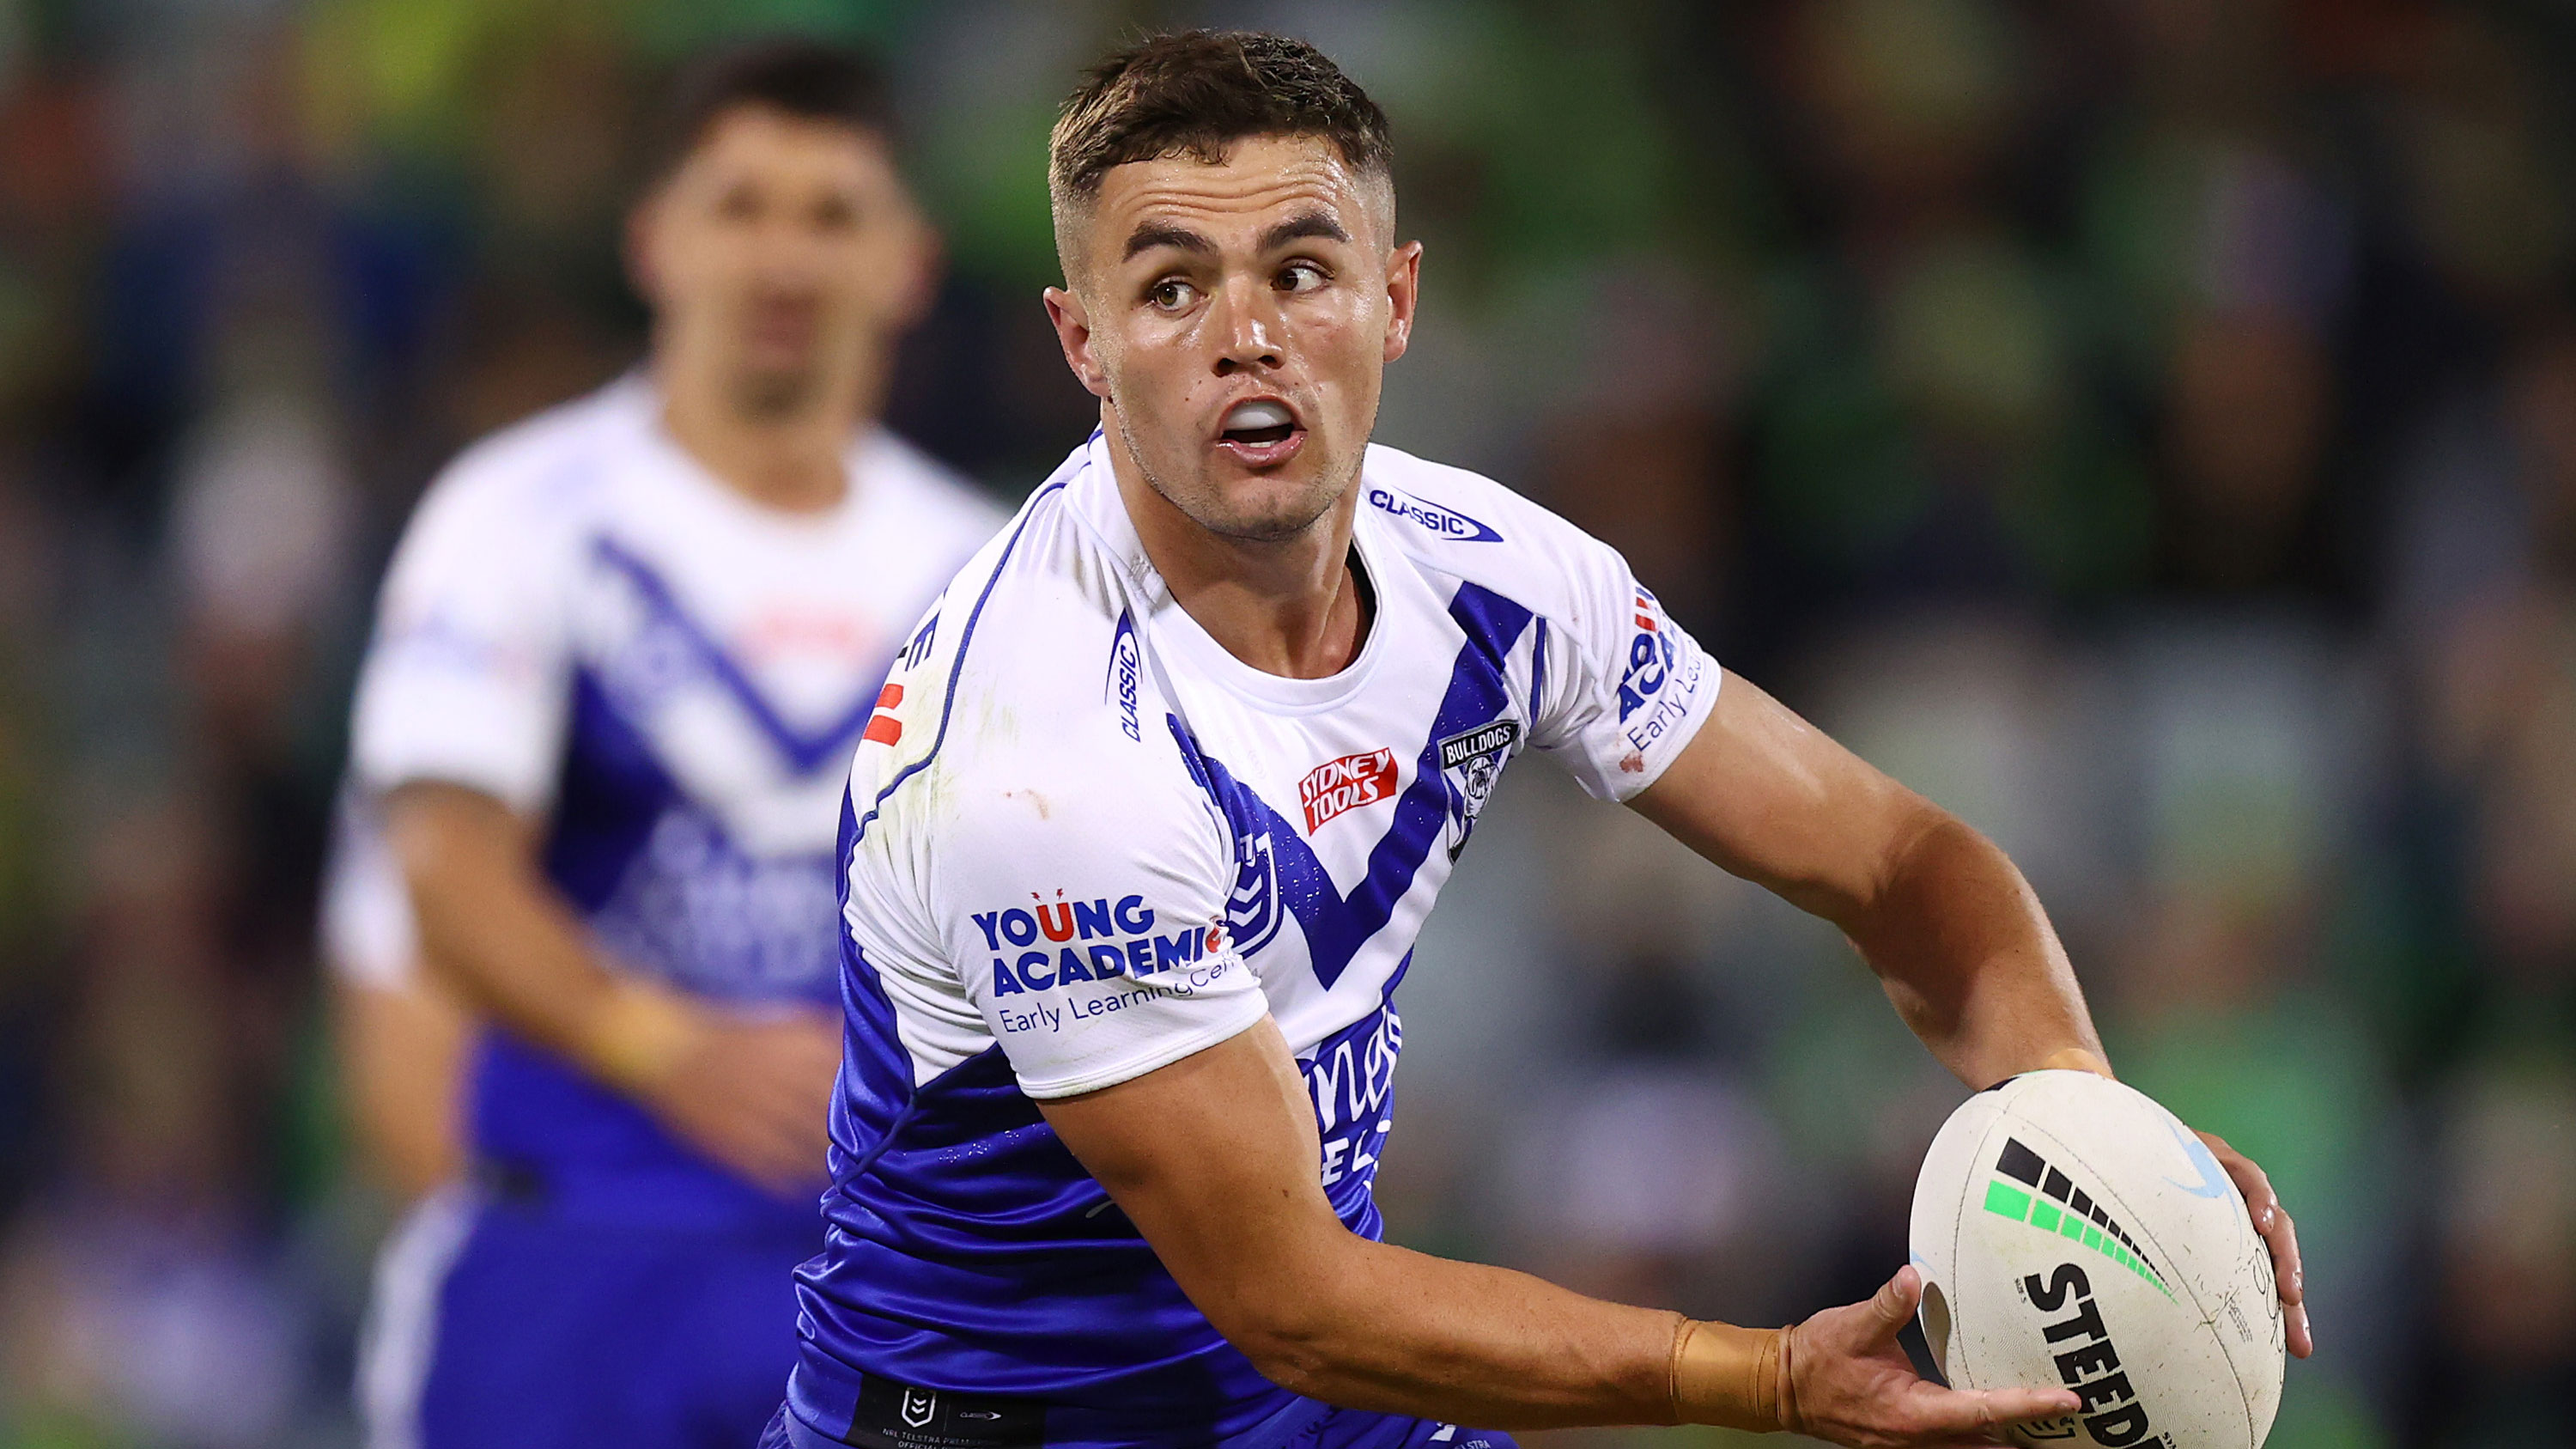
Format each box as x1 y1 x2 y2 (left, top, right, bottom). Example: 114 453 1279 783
1039 1018 1351 1343
1626 668 1935 926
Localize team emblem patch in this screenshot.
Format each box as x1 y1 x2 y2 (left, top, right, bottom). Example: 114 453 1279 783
1437 719 1522 860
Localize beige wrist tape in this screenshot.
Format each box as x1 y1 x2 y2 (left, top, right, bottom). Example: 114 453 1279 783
1669 1318 1797 1433
580 982 702 1096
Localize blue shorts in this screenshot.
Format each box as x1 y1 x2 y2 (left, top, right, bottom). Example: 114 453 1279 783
361 1185 816 1449
758 1399 1519 1449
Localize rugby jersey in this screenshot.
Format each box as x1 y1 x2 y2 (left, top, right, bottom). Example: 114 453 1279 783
349 375 1005 1230
789 432 1721 1444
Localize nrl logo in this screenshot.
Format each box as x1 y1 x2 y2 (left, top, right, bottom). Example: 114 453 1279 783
1437 718 1522 861
900 1387 937 1429
1226 828 1285 958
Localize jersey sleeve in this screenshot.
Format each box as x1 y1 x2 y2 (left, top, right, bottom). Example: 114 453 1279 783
1528 537 1722 801
848 694 1268 1101
348 466 574 815
318 788 421 989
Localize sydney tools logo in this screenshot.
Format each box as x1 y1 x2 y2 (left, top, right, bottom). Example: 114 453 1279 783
1299 748 1400 832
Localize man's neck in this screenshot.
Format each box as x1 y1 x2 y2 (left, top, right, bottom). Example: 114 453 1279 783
655 359 871 515
1108 423 1369 682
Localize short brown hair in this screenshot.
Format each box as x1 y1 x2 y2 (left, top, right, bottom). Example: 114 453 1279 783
1048 31 1394 263
647 38 898 187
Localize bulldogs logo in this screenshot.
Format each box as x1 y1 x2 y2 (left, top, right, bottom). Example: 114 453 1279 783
1437 718 1522 861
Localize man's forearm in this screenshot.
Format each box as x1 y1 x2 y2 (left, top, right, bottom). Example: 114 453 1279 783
1232 1237 1715 1430
383 781 696 1092
1841 813 2102 1087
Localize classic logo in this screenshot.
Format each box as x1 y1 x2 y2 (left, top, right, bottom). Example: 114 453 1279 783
1299 747 1400 833
1437 718 1522 861
899 606 940 671
1366 485 1503 543
1104 608 1142 741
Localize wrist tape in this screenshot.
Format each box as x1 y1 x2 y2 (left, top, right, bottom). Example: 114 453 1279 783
580 982 702 1095
1669 1317 1799 1433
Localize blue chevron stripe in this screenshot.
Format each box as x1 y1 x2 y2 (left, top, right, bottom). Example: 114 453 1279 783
1169 582 1533 988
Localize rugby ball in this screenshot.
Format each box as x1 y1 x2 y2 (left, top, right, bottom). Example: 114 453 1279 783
1910 1070 2282 1449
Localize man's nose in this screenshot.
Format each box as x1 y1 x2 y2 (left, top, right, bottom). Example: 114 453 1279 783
1209 277 1284 374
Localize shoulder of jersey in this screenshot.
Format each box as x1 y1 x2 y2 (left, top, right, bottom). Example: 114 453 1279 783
1358 441 1621 616
847 468 1145 819
865 429 1012 544
401 381 644 547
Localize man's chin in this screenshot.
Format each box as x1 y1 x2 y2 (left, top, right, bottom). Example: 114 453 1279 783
729 365 820 421
1186 476 1340 543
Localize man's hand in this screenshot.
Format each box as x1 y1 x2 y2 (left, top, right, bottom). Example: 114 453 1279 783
625 1002 842 1195
2199 1130 2312 1358
1784 1267 2080 1448
386 780 842 1195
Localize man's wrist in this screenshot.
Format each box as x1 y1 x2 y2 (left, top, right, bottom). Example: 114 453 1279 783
1668 1316 1795 1432
577 979 706 1097
2037 1046 2114 1079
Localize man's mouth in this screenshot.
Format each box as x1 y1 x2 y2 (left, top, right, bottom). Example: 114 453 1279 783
1216 399 1305 466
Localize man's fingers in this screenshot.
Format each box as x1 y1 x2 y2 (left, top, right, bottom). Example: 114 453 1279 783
2202 1130 2315 1359
2270 1201 2313 1358
1910 1385 2082 1438
2206 1132 2279 1223
1870 1264 1924 1332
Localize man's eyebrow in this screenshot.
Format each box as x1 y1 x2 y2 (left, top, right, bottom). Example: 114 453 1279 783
1261 211 1350 252
1123 222 1215 261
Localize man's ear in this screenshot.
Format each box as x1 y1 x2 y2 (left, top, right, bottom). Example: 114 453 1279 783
624 195 665 308
889 211 945 333
1382 240 1424 364
1044 285 1112 400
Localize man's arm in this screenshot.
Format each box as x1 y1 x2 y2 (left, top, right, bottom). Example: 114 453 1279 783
1042 1018 2080 1440
1627 670 2310 1356
332 973 471 1201
1628 670 2098 1088
381 778 842 1193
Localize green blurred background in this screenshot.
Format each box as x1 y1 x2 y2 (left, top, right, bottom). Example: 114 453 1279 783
0 1 2567 1445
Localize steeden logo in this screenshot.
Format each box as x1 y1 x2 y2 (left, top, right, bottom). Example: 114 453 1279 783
1299 748 1400 833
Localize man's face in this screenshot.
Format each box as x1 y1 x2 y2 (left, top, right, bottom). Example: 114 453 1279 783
1047 135 1419 543
634 106 933 420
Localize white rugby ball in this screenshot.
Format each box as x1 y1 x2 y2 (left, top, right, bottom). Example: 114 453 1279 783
1910 1070 2283 1449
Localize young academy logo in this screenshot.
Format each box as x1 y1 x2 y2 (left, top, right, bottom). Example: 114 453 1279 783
1299 747 1400 833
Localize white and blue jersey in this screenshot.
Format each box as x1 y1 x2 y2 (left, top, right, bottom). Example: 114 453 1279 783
788 435 1720 1446
349 375 1006 1231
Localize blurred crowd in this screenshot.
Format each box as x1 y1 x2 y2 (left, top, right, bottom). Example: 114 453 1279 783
0 1 2566 1446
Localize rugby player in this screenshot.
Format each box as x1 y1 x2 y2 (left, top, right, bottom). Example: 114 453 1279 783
344 41 1005 1449
774 32 2310 1449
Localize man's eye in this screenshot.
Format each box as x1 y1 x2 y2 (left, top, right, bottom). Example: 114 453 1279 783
1149 279 1196 311
1278 262 1327 292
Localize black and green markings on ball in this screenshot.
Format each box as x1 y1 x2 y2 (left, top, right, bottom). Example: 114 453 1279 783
1982 1138 2174 1299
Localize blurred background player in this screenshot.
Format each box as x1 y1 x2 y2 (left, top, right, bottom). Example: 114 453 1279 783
341 39 1004 1449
